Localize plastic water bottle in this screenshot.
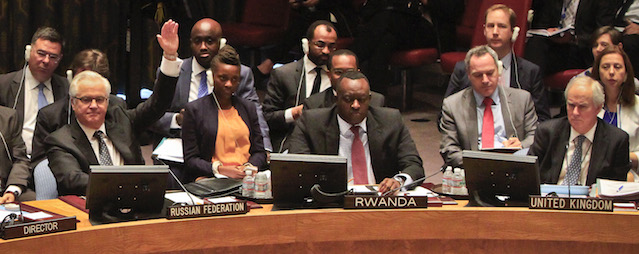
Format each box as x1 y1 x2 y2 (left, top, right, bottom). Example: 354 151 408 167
452 168 463 195
442 167 453 194
241 170 255 198
254 172 268 199
460 169 468 195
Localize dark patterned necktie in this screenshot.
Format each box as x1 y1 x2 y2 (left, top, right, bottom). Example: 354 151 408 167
94 130 113 166
564 135 585 185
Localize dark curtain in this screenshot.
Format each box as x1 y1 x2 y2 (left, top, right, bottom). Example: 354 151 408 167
0 0 240 107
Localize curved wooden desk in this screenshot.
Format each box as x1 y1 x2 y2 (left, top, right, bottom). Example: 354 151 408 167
1 199 638 253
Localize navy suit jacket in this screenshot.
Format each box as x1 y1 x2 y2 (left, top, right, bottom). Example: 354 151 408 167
445 55 550 121
528 117 630 185
287 106 424 183
148 57 272 150
182 95 266 183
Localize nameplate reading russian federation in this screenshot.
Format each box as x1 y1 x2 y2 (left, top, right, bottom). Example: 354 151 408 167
344 195 428 209
2 216 77 240
166 201 249 219
529 196 613 212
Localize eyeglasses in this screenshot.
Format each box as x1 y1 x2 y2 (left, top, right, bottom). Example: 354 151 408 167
74 96 108 105
35 49 61 63
312 40 337 51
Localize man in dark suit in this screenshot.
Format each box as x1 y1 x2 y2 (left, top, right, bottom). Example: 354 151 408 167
147 18 272 151
263 20 338 152
440 45 538 168
529 76 630 185
525 0 618 75
0 27 69 156
0 107 34 203
445 4 549 121
288 71 424 194
304 49 385 109
45 20 181 196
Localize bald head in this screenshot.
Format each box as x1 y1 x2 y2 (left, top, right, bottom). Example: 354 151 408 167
190 18 223 68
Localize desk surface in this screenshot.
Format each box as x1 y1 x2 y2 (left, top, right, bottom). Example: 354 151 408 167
1 199 638 253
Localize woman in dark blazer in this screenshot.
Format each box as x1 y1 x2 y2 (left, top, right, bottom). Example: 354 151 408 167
182 46 265 183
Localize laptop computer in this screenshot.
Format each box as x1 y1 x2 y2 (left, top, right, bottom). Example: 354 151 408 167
270 153 347 210
462 150 540 207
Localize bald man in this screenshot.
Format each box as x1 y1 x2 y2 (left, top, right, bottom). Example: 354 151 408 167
148 18 272 152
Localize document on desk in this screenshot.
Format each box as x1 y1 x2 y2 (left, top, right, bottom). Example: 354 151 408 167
165 192 204 205
153 138 184 163
597 179 639 199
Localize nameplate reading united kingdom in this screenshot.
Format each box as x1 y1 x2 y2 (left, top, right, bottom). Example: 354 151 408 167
529 196 613 212
343 195 428 209
167 201 249 219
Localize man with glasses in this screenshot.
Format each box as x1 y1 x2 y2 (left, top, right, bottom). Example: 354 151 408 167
303 49 385 110
0 27 69 156
444 4 549 122
147 18 272 152
44 20 181 196
263 20 338 152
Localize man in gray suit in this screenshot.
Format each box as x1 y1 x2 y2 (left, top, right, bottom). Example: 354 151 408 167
0 106 34 203
304 49 385 109
0 27 69 155
440 45 538 168
45 20 181 196
263 20 338 152
288 71 424 195
147 18 272 151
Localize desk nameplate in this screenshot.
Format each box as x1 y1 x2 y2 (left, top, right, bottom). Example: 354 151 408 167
344 195 428 209
2 216 77 240
529 196 613 212
166 201 249 219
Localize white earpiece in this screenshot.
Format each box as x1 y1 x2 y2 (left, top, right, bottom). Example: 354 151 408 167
497 60 504 75
512 26 520 43
66 70 73 84
220 38 227 49
207 69 213 88
302 38 309 55
25 45 32 62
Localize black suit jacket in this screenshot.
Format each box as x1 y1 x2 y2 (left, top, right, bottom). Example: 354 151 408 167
444 55 550 121
182 95 266 183
303 88 386 110
0 106 32 200
263 60 307 152
530 0 618 47
0 69 69 126
287 106 425 182
528 117 630 185
45 73 178 195
31 94 127 167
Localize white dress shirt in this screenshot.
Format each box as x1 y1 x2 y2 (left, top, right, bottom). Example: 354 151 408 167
558 123 596 185
500 52 512 88
284 55 331 123
23 68 54 155
474 89 508 149
77 121 124 166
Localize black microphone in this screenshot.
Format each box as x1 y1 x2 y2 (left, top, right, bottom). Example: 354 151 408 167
154 158 196 206
382 169 443 196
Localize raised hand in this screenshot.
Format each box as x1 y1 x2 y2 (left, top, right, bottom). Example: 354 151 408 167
157 19 179 58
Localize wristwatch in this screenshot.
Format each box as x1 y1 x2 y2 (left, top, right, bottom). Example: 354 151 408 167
5 190 19 198
393 176 406 188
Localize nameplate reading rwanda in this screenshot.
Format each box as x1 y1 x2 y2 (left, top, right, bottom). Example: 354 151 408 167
166 201 248 219
344 195 428 209
529 196 613 212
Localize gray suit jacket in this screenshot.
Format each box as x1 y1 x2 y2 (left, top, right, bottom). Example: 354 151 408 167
148 57 272 151
0 69 69 126
439 86 538 167
287 106 425 183
46 73 177 195
445 55 549 121
0 106 32 200
263 60 307 152
303 88 386 110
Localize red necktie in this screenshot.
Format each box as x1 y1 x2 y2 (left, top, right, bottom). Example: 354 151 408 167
350 126 368 184
482 97 494 149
